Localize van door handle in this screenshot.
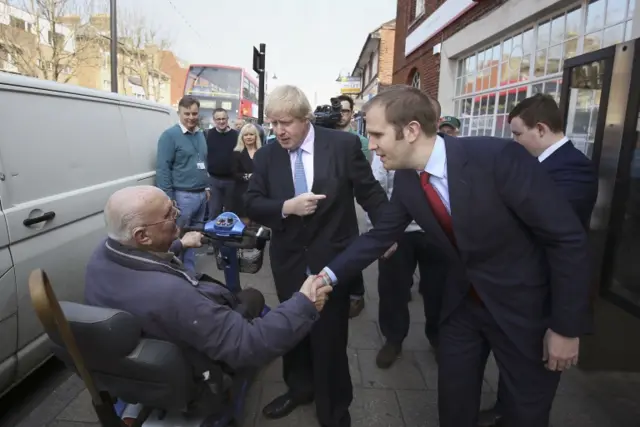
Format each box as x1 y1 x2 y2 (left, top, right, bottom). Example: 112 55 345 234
23 211 56 226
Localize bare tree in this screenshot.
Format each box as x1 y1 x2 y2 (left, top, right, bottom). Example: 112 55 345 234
117 10 172 102
0 0 99 82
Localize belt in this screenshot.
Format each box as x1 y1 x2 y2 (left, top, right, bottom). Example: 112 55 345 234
176 188 206 193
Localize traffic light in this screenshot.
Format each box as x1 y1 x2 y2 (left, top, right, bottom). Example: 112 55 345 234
253 45 265 74
252 43 266 124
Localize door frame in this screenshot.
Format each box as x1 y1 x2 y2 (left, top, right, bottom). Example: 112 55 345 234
596 39 640 317
559 44 616 174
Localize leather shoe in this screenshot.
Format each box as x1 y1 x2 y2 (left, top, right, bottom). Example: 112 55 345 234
262 392 313 419
477 406 502 427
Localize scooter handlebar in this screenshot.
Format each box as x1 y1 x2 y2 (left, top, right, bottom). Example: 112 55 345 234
181 225 271 249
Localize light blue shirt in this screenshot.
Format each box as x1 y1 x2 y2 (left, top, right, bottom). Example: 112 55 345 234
324 135 450 284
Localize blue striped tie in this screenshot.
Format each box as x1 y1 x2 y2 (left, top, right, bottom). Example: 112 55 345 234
294 148 308 195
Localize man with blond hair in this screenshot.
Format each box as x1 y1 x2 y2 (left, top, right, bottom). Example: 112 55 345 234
245 85 388 427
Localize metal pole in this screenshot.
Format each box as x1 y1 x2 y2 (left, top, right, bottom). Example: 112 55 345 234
109 0 118 93
257 43 266 125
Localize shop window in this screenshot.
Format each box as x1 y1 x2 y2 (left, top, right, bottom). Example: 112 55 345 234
453 0 633 138
415 0 425 19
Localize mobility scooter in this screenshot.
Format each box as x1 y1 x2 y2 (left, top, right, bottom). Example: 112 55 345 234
28 212 271 427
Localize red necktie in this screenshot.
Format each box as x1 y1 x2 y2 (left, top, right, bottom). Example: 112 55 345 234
419 172 483 304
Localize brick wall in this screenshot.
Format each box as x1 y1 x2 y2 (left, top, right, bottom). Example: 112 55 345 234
393 0 506 98
159 51 187 107
378 26 396 86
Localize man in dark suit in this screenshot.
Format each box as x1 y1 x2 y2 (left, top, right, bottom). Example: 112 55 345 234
244 85 388 427
314 86 591 427
478 93 599 426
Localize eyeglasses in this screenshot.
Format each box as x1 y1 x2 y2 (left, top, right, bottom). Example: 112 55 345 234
140 201 181 228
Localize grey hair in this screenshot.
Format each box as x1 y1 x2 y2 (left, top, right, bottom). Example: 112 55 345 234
103 193 145 243
103 185 165 243
265 85 314 121
104 209 141 243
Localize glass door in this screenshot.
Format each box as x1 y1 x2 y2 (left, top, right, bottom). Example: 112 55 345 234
559 45 616 170
559 39 640 316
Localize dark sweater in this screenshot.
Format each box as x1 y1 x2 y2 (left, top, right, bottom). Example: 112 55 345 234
206 128 238 178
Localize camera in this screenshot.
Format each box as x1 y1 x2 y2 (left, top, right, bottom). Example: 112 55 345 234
313 97 342 129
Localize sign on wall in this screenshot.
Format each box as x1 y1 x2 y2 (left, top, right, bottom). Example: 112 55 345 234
405 0 479 57
338 76 362 94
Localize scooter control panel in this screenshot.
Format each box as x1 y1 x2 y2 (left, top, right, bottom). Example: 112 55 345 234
203 212 246 238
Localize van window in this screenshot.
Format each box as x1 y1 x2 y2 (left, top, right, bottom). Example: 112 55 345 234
0 91 132 206
119 105 175 175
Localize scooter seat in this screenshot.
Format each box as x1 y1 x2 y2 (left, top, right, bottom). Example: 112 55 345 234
49 302 201 412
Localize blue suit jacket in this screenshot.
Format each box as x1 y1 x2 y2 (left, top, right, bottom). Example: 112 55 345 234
541 141 598 230
327 135 591 360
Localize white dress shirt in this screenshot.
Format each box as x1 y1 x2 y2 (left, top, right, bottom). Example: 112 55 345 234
289 125 315 191
537 136 569 163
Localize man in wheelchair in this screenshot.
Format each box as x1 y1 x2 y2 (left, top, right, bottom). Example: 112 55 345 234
84 186 331 393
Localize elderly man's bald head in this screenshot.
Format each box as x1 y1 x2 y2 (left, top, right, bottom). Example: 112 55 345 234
104 185 168 243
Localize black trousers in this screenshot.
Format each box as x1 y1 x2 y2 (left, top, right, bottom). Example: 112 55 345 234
438 298 561 427
378 231 440 346
281 282 352 427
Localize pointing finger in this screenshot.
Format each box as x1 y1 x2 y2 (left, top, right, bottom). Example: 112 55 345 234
309 194 327 200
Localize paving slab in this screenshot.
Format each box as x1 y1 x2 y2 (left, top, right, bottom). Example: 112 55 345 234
10 206 640 427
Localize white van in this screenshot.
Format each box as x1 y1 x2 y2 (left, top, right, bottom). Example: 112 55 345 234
0 73 178 396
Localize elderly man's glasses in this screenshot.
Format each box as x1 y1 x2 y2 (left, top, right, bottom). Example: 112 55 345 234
141 201 180 228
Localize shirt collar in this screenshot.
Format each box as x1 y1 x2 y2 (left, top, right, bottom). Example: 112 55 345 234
179 123 200 134
291 124 315 155
423 135 447 178
538 136 569 162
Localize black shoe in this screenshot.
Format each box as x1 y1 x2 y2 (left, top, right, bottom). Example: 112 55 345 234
349 298 365 318
262 392 313 419
477 406 502 427
376 342 402 369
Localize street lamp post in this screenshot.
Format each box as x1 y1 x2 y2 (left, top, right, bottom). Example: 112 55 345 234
109 0 118 93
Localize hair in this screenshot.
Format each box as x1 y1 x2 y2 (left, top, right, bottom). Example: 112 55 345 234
508 93 563 133
105 209 140 243
363 85 438 138
265 85 314 120
104 190 144 243
178 96 200 109
213 107 228 117
337 94 354 111
235 123 263 152
429 96 441 118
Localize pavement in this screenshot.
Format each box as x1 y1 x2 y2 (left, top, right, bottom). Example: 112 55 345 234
12 207 640 427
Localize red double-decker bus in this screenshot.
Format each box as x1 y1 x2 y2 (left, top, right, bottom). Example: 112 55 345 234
183 64 259 129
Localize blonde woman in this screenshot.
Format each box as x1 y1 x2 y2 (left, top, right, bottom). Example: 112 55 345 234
232 123 261 222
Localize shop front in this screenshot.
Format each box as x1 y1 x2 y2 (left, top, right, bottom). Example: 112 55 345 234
435 0 640 370
446 0 635 140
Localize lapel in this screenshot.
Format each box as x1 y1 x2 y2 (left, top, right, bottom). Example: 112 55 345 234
442 134 471 261
271 143 295 198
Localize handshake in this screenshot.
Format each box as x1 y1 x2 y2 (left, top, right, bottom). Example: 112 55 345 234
298 271 333 312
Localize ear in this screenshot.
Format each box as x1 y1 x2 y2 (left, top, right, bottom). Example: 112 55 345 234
536 122 549 137
404 121 422 143
132 227 152 247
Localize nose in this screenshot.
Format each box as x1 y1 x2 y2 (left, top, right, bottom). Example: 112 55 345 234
368 140 377 151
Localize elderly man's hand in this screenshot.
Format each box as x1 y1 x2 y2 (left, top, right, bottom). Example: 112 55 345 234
299 275 332 311
181 231 204 249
